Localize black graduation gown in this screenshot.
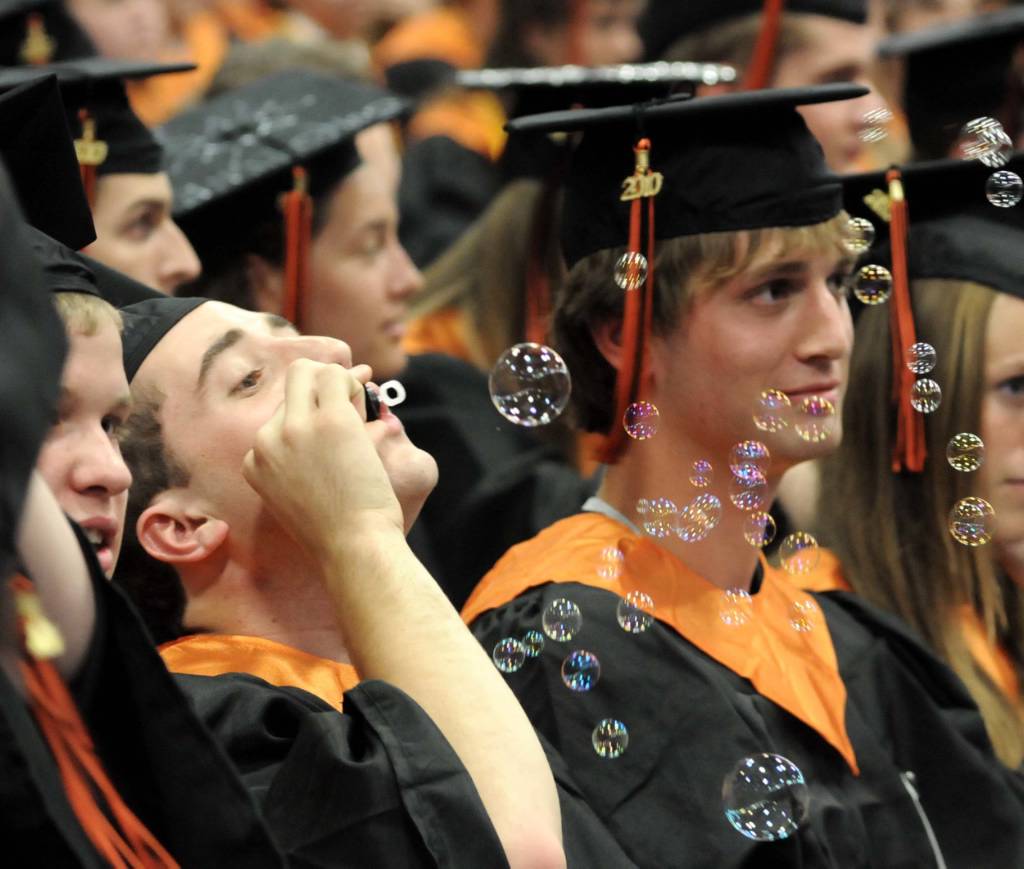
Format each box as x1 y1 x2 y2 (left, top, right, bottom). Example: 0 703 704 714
470 577 1024 868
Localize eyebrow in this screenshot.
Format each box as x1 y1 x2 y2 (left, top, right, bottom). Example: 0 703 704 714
197 328 243 392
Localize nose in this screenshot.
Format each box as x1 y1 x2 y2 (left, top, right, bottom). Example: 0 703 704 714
157 220 202 294
388 242 423 303
794 280 853 369
70 428 133 500
279 333 354 368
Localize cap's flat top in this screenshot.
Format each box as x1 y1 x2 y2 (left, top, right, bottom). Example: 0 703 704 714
0 58 195 89
458 61 737 91
878 7 1024 56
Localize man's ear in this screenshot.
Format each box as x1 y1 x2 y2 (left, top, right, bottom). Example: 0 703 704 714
246 254 284 317
591 319 625 371
137 492 229 566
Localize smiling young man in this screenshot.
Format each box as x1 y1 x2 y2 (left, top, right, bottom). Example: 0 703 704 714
462 85 1024 867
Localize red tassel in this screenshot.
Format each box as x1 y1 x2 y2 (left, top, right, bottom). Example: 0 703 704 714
886 168 926 473
74 109 107 209
281 166 313 328
524 175 561 346
742 0 787 90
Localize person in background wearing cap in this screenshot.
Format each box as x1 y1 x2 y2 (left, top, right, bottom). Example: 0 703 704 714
816 158 1024 769
463 84 1024 866
642 0 891 174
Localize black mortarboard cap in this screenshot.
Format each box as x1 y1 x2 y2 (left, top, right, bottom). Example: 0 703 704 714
121 297 208 383
25 223 98 296
640 0 868 62
878 8 1024 160
0 0 96 66
83 254 164 306
0 74 94 248
508 83 867 268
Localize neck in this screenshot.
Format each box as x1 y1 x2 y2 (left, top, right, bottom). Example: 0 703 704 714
999 541 1024 589
597 441 777 592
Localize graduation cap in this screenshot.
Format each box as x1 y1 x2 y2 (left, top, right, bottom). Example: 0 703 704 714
509 83 866 462
878 8 1024 160
0 0 96 66
640 0 868 87
160 70 410 327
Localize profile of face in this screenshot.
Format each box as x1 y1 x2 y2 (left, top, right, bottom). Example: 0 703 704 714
36 320 133 577
980 292 1024 549
772 16 890 173
84 172 201 295
644 239 854 471
135 302 437 569
66 0 170 60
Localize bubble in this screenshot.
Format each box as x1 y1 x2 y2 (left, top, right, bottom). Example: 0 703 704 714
729 441 771 481
794 396 836 443
729 472 768 512
597 546 625 580
949 496 995 546
852 264 892 306
986 170 1023 208
521 629 545 657
858 107 893 144
542 598 582 641
561 650 601 692
492 638 526 673
624 400 659 440
675 493 722 543
592 719 629 758
722 753 809 842
642 497 678 539
905 342 936 375
842 216 876 254
789 598 820 633
779 532 820 576
614 251 649 291
489 343 571 427
753 388 792 433
946 433 985 472
690 458 713 488
910 378 942 413
960 117 1013 168
617 590 655 634
719 587 753 627
743 511 777 548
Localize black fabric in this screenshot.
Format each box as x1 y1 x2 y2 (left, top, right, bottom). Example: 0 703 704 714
120 296 208 382
173 672 509 867
507 84 865 268
0 0 96 66
640 0 868 62
26 225 99 296
470 577 1024 867
0 74 94 249
83 253 164 306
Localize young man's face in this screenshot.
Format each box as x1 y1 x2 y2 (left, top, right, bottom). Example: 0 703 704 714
84 172 201 295
135 301 436 565
646 240 854 470
36 318 133 576
772 15 890 173
66 0 170 60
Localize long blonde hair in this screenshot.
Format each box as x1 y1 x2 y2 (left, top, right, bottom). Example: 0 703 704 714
819 278 1024 767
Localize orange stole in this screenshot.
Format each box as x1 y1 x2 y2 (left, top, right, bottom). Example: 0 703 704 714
373 7 484 72
463 513 859 773
402 307 474 363
160 634 359 710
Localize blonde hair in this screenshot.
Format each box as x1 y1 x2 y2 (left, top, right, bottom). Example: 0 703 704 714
53 291 123 337
819 278 1024 767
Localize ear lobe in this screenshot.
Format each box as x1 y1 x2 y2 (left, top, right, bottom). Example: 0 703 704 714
246 254 284 317
137 500 229 566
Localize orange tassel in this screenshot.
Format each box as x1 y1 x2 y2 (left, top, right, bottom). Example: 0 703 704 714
281 166 313 328
742 0 786 90
886 168 926 473
10 576 179 869
524 175 561 346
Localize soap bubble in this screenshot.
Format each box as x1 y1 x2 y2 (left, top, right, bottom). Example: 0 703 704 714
490 343 571 427
858 107 893 144
986 170 1023 208
597 546 625 580
642 497 678 538
842 216 876 254
960 117 1013 168
592 719 629 758
561 650 601 692
614 251 649 291
946 433 985 472
675 493 722 543
690 459 713 488
729 440 771 481
719 587 753 627
521 630 545 657
617 590 655 634
624 400 659 440
542 598 582 641
729 472 768 512
743 511 777 548
852 264 892 305
492 638 526 673
794 396 836 443
910 379 942 413
789 598 820 633
779 532 820 576
753 388 792 433
906 342 936 374
949 497 995 547
723 753 809 842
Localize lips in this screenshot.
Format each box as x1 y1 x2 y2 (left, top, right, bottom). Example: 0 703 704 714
78 517 120 575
